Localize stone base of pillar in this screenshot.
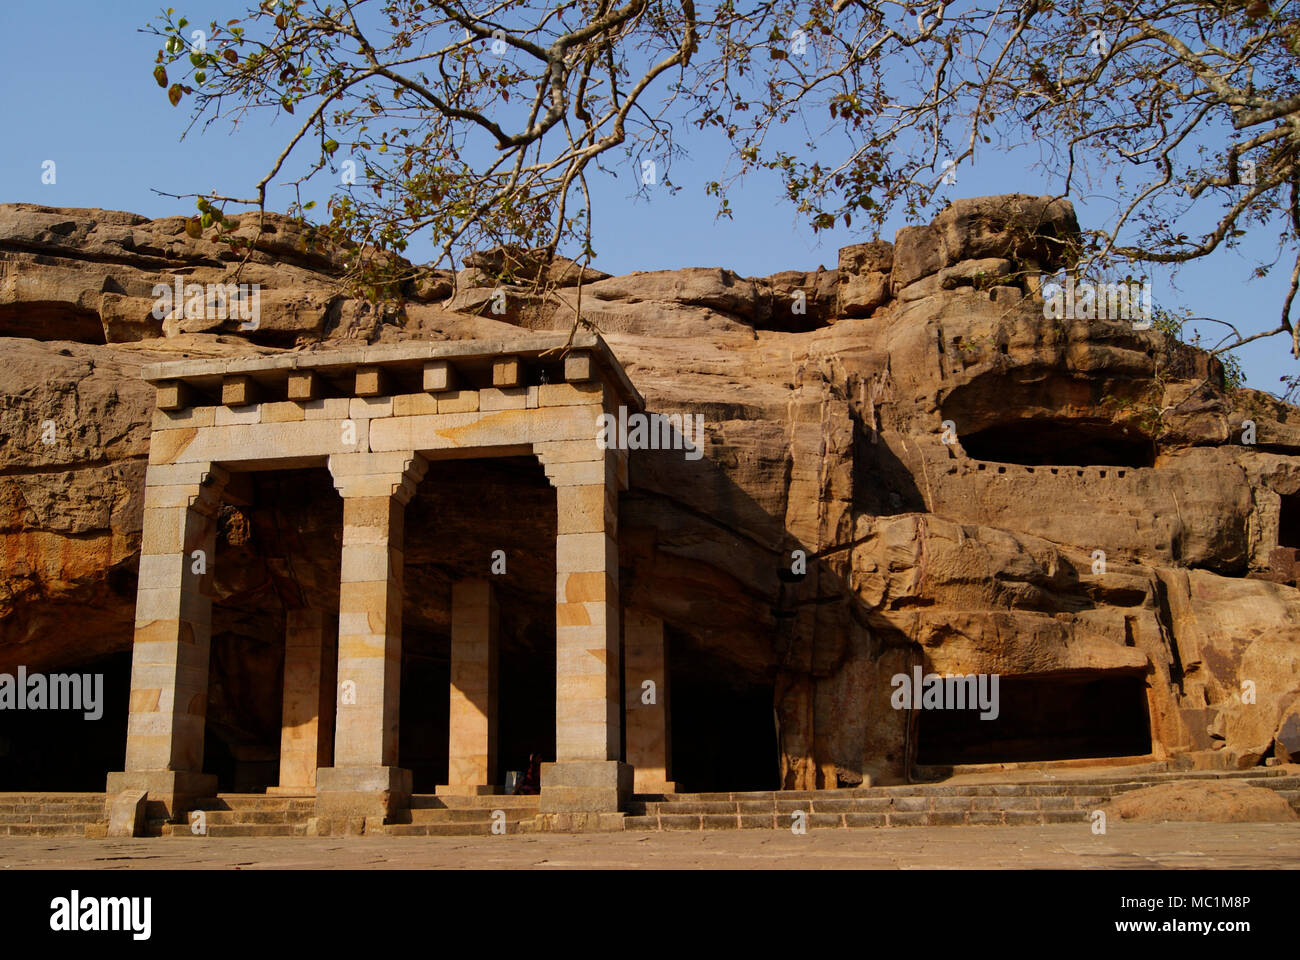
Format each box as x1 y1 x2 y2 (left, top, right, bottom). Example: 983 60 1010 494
315 765 411 821
634 779 678 796
433 784 501 796
538 760 633 813
106 770 217 821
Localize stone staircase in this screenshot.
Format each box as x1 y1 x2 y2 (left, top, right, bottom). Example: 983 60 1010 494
155 794 315 838
2 768 1296 838
384 794 541 836
0 793 109 837
624 768 1300 831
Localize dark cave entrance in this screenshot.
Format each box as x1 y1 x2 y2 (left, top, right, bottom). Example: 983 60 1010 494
958 420 1154 468
1278 492 1300 549
203 467 340 794
668 635 778 792
916 672 1152 766
399 456 558 793
0 651 131 791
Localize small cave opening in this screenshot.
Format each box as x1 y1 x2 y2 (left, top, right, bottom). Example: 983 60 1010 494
1278 492 1300 549
916 672 1151 766
0 651 131 791
668 633 779 792
957 420 1154 468
0 303 107 344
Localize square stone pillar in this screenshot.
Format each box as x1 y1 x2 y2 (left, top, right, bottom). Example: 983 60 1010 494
437 580 499 795
537 440 632 813
316 452 427 822
107 463 228 820
624 610 676 794
271 608 337 794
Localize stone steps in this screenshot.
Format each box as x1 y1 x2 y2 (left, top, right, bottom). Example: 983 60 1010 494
410 794 540 810
0 792 107 837
156 794 314 837
161 822 307 838
387 822 503 837
192 795 316 813
624 770 1300 831
385 794 540 833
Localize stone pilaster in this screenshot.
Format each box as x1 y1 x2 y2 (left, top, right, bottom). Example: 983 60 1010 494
315 452 427 822
624 610 676 794
107 463 229 819
438 580 500 795
272 608 337 793
536 439 632 813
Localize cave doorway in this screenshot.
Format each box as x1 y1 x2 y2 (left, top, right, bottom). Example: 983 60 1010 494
916 672 1151 766
668 635 779 792
1278 492 1300 549
398 456 558 793
0 651 131 791
202 467 341 794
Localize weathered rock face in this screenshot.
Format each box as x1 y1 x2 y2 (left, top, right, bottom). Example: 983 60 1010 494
1 194 1297 792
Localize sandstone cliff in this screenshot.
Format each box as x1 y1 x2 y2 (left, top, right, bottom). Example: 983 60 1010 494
2 195 1297 791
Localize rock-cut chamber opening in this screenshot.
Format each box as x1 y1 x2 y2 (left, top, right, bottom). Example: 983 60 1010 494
916 673 1152 766
959 420 1154 468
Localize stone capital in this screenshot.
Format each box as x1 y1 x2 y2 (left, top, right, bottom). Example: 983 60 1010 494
535 442 627 491
327 452 428 503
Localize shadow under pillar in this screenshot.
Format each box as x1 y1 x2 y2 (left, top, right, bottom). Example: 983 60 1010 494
107 463 229 820
536 442 633 815
315 452 427 823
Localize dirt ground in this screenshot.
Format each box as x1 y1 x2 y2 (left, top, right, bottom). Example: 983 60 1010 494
2 822 1298 869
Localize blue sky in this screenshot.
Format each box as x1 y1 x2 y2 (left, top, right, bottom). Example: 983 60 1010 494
1 0 1293 393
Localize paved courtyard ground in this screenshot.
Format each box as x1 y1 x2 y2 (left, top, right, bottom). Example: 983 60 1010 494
1 823 1297 869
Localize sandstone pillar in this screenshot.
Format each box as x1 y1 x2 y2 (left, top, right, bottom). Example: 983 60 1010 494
537 442 632 814
272 608 337 794
624 610 676 794
316 452 427 822
107 463 229 819
437 580 500 795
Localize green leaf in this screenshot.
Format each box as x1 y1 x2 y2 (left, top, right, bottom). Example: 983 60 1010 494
195 70 206 83
184 217 202 239
323 139 339 154
154 65 168 87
